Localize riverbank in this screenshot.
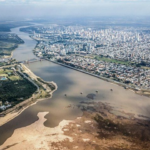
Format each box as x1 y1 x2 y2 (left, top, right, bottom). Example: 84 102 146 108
0 63 57 127
30 27 150 98
59 101 150 150
0 112 73 150
46 59 150 98
1 42 25 59
3 50 13 59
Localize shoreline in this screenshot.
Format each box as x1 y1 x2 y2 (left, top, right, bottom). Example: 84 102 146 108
3 50 13 59
0 64 58 127
2 43 23 59
28 31 150 98
45 59 150 97
0 112 73 150
1 101 150 149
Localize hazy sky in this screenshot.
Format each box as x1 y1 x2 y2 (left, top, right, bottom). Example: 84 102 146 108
0 0 150 20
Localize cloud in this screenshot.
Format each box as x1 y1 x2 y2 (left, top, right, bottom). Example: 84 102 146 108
0 0 149 19
1 0 150 4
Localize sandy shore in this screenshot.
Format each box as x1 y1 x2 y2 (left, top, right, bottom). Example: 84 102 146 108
1 101 150 150
0 65 58 127
3 51 13 59
0 82 57 127
0 112 72 150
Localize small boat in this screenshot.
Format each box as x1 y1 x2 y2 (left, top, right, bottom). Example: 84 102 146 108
110 89 113 91
80 92 83 95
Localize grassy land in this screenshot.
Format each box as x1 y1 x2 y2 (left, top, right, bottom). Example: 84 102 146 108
0 62 7 67
0 68 12 74
94 55 150 69
0 33 24 57
141 66 150 70
37 78 56 91
94 55 133 66
0 74 8 77
0 41 17 56
0 68 37 108
36 89 50 99
9 75 21 81
0 61 15 67
0 41 16 48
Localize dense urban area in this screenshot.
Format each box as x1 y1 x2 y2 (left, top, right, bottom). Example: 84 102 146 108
21 25 150 90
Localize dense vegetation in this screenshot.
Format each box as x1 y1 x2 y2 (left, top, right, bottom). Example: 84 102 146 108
0 33 24 44
0 33 24 57
0 21 30 57
0 42 18 56
0 78 37 105
0 22 31 32
0 62 7 67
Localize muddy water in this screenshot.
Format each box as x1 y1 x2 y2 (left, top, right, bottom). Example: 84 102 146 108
0 26 150 146
11 26 37 61
27 60 150 119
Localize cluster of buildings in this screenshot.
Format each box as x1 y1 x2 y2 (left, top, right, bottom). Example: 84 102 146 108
0 101 11 111
93 31 150 64
58 56 150 90
33 25 150 65
31 25 150 89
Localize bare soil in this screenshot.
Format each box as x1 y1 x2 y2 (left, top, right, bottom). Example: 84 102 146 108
55 102 150 150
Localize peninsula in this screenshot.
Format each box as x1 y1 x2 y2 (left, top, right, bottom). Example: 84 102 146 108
0 62 57 127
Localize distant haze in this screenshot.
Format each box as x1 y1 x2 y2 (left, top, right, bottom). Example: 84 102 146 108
0 0 150 20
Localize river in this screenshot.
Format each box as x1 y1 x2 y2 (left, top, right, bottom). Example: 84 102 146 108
0 26 150 145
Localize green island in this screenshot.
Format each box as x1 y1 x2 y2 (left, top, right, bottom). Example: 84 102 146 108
0 63 56 114
0 33 24 58
0 22 31 32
